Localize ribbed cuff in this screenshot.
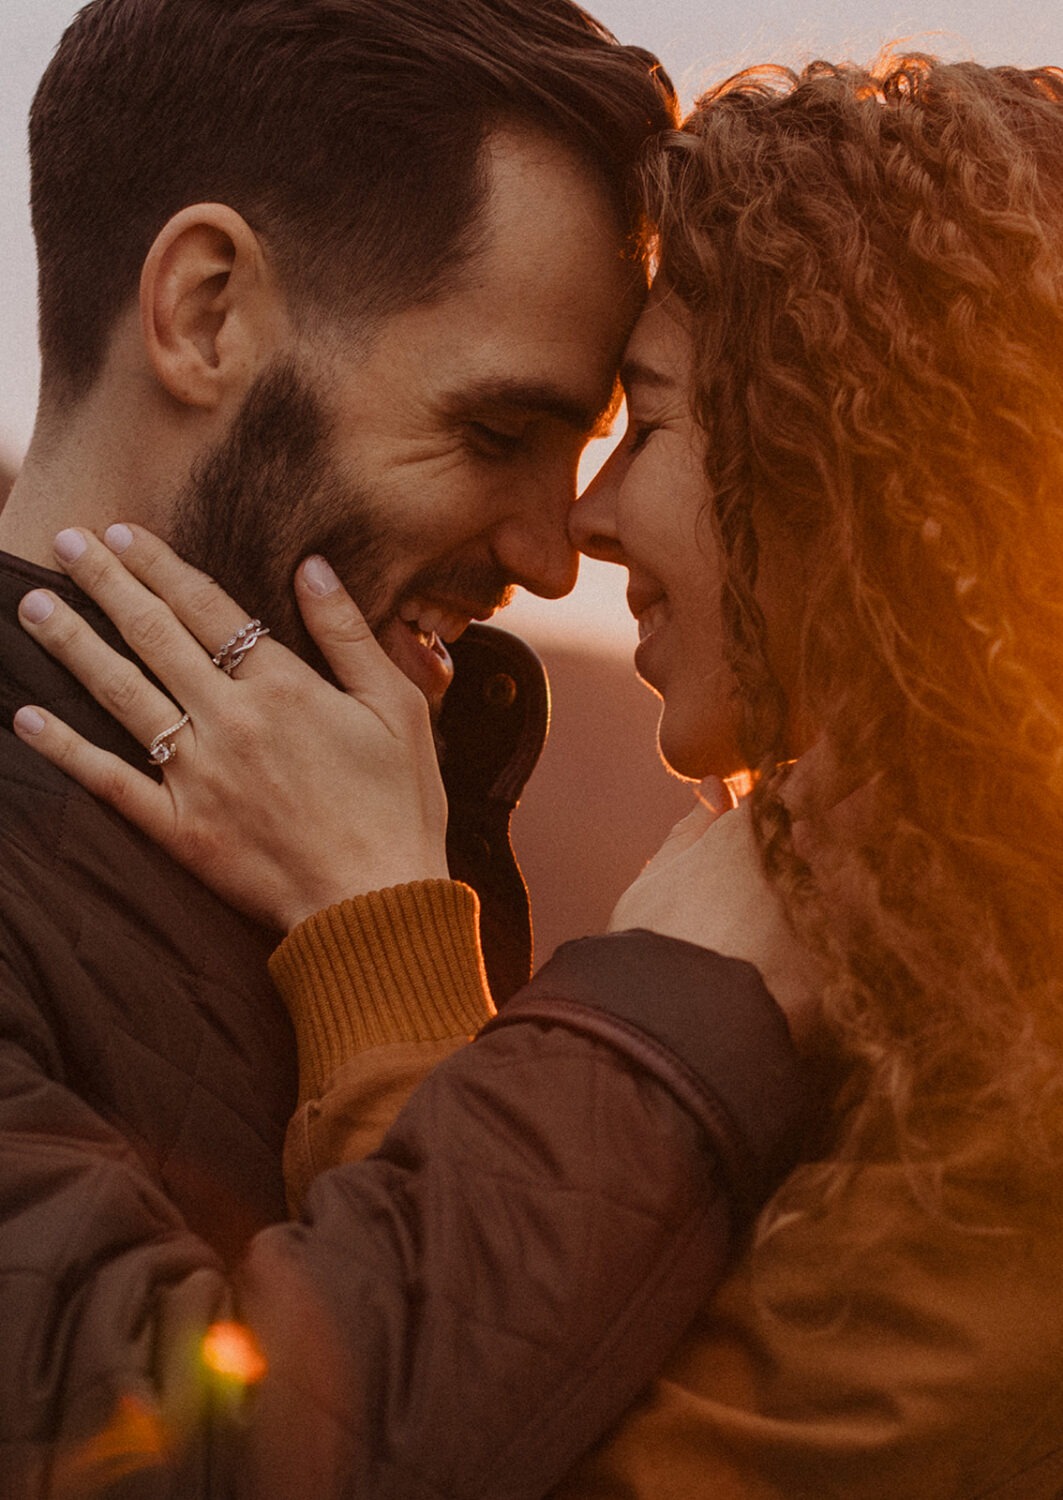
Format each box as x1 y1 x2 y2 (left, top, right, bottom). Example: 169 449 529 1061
269 880 494 1102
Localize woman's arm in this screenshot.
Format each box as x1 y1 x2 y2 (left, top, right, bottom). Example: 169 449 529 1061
0 936 752 1499
271 878 494 1204
5 525 821 1495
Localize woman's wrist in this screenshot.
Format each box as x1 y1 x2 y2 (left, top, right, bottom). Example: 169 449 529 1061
269 879 494 1102
279 847 451 934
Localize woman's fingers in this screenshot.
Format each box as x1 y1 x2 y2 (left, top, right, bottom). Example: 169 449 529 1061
13 705 172 838
294 555 416 702
18 588 187 751
53 527 399 714
100 524 271 672
51 526 271 698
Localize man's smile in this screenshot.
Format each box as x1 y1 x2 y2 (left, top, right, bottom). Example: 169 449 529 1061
397 593 498 645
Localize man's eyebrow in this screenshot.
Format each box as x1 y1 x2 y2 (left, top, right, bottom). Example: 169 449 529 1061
448 377 615 435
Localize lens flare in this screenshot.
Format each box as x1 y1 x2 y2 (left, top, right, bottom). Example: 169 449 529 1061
52 1394 168 1493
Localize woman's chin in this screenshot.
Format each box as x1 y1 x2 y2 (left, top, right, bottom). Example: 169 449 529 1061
656 714 744 784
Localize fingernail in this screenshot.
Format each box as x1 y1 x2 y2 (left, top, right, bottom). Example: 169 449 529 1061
105 523 134 554
54 528 87 564
14 707 45 736
21 590 55 625
302 555 340 596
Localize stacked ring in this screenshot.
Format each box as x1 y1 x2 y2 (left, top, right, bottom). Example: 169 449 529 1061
212 618 271 676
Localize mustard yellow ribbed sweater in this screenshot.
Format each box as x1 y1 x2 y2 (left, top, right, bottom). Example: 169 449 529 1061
268 879 494 1210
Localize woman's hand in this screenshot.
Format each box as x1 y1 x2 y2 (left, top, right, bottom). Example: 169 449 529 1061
608 780 823 1046
13 525 450 932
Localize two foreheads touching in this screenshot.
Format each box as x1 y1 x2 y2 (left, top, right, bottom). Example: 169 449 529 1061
30 0 679 413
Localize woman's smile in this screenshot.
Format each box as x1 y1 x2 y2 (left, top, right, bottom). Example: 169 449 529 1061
572 292 745 779
628 580 668 646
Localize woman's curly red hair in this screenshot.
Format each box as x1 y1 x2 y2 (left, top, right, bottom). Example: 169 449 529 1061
645 55 1063 1208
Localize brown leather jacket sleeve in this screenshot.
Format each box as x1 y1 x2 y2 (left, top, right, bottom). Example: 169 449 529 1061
557 1161 1063 1500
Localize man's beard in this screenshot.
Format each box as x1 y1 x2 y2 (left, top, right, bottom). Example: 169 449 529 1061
169 360 514 685
170 361 389 679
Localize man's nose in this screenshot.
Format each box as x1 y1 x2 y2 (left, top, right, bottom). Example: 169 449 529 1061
493 510 580 599
569 452 623 565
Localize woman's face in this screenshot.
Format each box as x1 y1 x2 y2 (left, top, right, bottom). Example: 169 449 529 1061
570 289 802 780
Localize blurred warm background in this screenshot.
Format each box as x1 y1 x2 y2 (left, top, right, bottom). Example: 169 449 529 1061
5 0 1063 960
512 639 694 964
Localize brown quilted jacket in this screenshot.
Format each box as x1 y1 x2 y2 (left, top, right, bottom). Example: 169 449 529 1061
0 553 813 1497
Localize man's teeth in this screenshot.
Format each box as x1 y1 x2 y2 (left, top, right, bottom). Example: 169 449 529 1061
398 599 468 644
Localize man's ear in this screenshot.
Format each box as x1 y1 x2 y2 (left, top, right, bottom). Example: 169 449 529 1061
139 204 286 409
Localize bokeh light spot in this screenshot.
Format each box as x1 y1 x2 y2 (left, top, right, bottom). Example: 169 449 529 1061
202 1321 268 1387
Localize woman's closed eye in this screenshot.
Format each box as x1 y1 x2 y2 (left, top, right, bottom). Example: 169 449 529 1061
625 420 660 456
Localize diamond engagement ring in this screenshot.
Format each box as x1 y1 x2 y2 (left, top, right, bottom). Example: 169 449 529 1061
211 618 271 676
148 712 191 766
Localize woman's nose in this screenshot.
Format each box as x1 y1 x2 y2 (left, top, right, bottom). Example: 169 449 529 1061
569 450 624 564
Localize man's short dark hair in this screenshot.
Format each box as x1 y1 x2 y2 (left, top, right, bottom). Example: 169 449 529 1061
30 0 676 403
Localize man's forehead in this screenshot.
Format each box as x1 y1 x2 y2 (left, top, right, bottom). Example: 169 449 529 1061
459 128 641 306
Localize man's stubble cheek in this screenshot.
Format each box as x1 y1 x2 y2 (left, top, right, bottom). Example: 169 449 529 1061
169 362 393 662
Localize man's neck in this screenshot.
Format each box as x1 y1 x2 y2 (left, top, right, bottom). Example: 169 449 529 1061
0 453 98 571
0 398 181 569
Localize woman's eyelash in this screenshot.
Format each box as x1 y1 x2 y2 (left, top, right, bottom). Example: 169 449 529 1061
626 422 658 455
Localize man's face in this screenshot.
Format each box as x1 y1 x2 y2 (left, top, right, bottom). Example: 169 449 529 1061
172 130 641 705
